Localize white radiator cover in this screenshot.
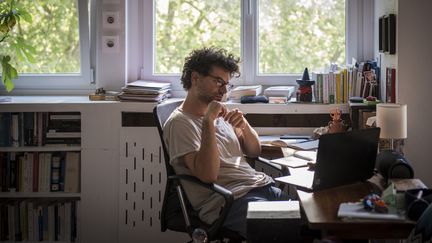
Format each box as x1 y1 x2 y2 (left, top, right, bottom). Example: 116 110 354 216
119 127 188 243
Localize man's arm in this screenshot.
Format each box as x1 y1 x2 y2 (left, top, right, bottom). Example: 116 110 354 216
182 101 227 183
224 109 261 158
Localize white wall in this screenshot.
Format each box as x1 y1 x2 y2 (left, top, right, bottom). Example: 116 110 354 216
375 0 432 187
397 0 432 187
94 0 126 91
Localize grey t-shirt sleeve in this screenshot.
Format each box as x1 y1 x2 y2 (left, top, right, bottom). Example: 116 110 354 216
164 113 201 166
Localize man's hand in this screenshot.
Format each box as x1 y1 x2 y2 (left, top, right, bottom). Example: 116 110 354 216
224 108 246 130
204 101 227 121
225 108 261 157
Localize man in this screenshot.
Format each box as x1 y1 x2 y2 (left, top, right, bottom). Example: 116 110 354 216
163 47 288 238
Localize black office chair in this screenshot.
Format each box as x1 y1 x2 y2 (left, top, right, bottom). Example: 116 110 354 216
406 202 432 242
153 100 243 242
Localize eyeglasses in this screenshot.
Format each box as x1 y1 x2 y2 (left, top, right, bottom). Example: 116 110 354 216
207 74 234 90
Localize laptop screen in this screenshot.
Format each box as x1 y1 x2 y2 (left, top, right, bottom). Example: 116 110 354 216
312 128 381 191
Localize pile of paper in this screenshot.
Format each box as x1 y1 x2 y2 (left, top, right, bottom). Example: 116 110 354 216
118 80 171 102
228 85 262 102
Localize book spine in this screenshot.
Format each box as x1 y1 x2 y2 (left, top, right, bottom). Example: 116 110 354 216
27 202 34 241
64 152 80 193
0 113 12 146
11 114 19 147
38 153 45 193
386 67 396 103
32 152 39 192
51 156 61 192
23 112 35 146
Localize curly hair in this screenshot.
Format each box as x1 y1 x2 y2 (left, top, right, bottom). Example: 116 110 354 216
180 47 240 90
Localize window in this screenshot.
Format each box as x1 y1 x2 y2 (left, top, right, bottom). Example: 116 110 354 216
155 1 241 74
1 0 92 94
258 0 345 74
132 0 371 90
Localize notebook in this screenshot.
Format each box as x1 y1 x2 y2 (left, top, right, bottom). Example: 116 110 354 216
337 202 405 221
276 128 381 192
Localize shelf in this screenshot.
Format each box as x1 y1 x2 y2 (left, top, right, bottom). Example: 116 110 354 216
0 146 81 152
0 241 76 243
226 101 349 114
0 192 80 198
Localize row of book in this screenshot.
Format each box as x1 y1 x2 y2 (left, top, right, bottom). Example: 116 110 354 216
118 80 171 102
0 112 81 147
312 61 380 103
0 152 80 193
0 200 80 242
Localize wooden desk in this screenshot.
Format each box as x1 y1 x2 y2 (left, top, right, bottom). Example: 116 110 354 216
297 181 416 239
261 143 416 239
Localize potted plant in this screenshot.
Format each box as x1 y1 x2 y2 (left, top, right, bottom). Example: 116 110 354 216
0 0 34 92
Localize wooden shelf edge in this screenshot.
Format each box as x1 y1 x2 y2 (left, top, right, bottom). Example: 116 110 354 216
0 146 82 152
0 192 80 198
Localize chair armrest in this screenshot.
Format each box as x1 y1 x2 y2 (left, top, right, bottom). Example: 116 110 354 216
169 174 233 202
168 174 234 239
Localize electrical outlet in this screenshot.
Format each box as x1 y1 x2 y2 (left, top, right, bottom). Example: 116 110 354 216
102 36 119 53
103 11 120 29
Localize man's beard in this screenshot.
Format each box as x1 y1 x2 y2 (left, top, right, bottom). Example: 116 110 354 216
198 93 216 103
198 91 224 103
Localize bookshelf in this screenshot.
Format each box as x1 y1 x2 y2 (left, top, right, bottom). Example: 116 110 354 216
0 111 81 242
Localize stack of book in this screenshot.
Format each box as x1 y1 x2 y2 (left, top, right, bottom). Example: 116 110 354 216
118 80 171 102
263 86 295 103
45 112 81 146
228 85 262 102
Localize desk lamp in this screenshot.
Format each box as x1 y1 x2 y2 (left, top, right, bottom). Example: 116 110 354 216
376 104 412 180
376 103 407 151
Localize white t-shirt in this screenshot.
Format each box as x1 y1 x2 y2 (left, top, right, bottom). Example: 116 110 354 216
163 108 272 224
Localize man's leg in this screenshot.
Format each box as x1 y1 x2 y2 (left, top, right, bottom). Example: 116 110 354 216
222 184 290 238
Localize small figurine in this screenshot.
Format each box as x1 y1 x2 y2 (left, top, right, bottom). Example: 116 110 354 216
296 68 315 102
328 108 347 133
95 87 106 95
362 193 389 213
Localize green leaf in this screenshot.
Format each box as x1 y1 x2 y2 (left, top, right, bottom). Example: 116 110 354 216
11 36 36 63
18 9 32 23
1 55 18 92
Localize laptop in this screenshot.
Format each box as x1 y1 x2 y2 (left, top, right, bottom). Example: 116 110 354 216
276 128 381 192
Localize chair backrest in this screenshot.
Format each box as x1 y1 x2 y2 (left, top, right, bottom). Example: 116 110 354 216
153 100 185 233
153 100 183 176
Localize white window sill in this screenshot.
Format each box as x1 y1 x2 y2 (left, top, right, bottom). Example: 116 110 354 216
0 96 348 114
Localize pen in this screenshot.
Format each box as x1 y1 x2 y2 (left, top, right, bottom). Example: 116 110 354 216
295 139 317 144
280 135 311 139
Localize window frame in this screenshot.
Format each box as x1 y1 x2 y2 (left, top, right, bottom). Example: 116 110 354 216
1 0 94 95
129 0 374 94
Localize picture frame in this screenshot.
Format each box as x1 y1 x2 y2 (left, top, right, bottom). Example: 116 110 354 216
379 14 396 54
387 14 396 54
